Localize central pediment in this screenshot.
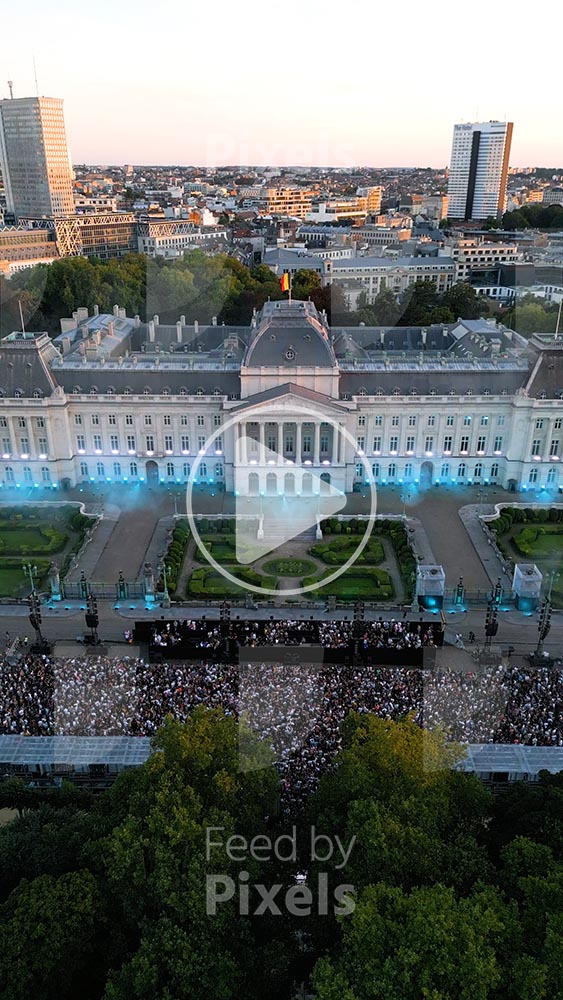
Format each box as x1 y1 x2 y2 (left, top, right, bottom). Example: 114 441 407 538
230 382 353 415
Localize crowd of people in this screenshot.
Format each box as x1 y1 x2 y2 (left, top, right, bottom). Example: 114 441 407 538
150 617 441 652
1 652 563 810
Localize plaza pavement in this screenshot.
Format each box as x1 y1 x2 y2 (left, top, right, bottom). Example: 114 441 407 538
1 480 561 659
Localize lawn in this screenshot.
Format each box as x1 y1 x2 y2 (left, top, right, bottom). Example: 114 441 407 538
0 526 67 554
186 566 278 598
512 525 563 561
0 505 91 597
301 567 394 601
195 536 238 563
0 559 52 598
507 524 563 606
309 536 385 566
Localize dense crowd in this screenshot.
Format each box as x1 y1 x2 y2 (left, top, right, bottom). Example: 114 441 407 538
2 653 563 810
151 617 440 651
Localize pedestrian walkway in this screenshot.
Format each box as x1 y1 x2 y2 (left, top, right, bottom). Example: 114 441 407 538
143 516 175 575
406 516 436 565
458 504 512 588
65 505 120 582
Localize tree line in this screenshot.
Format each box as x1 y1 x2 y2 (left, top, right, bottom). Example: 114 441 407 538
0 253 335 338
1 250 558 341
1 711 563 998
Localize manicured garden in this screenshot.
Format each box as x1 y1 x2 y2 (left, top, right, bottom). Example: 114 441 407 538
261 558 317 577
0 505 92 597
491 506 563 604
187 565 277 598
310 536 385 566
169 515 417 602
301 566 394 600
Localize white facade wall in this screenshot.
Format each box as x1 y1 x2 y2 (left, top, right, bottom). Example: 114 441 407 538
1 387 562 495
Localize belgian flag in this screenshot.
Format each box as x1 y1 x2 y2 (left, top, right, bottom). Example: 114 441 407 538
280 273 290 292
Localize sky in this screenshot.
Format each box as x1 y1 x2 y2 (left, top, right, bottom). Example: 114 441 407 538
2 0 562 167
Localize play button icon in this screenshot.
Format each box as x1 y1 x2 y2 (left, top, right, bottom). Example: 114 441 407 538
234 438 347 564
186 400 377 598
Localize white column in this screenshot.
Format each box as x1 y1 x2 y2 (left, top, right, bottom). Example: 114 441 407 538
314 423 321 465
277 422 284 462
337 424 342 463
259 421 266 463
242 422 248 464
296 422 302 463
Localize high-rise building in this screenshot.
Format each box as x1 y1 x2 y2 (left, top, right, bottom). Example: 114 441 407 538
447 121 513 221
0 96 74 219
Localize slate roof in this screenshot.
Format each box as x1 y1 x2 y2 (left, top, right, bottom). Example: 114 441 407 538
525 348 563 399
0 333 59 398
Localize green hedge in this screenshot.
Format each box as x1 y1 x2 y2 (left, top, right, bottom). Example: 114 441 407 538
0 525 68 556
491 506 563 534
160 519 191 595
187 566 276 598
310 537 385 566
318 518 416 600
301 567 394 601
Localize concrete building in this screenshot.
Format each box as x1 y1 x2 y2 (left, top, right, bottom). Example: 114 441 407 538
0 96 74 219
0 226 59 275
263 249 455 306
306 195 375 223
447 121 513 221
352 224 412 250
137 218 229 258
19 213 138 260
262 188 317 219
543 188 563 207
74 194 118 213
440 237 520 282
325 255 455 305
2 300 557 496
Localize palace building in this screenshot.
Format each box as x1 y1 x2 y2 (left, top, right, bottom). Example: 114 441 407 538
0 299 562 495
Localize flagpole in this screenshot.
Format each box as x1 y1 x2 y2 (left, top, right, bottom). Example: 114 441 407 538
289 271 292 305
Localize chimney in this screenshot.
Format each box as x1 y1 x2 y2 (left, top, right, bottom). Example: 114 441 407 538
194 320 199 334
421 327 427 346
113 304 119 317
134 315 141 328
148 320 155 342
119 308 126 319
93 304 99 316
176 321 183 343
153 314 159 327
180 315 186 325
212 316 217 326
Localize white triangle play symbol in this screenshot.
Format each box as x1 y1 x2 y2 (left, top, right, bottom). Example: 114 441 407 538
234 438 346 564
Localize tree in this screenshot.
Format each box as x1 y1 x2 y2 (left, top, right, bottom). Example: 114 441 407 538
312 883 508 1000
442 282 484 320
0 871 104 1000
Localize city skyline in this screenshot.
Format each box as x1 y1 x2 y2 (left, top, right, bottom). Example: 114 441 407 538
3 0 562 168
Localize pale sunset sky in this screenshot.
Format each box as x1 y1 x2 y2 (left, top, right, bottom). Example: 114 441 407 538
2 0 561 167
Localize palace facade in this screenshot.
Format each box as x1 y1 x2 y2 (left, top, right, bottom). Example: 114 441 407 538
0 299 562 495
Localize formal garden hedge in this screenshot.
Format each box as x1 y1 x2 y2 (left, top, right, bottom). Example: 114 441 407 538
301 566 394 600
310 536 384 566
489 505 563 537
319 518 416 600
161 520 191 595
261 558 317 577
0 505 93 596
187 565 277 598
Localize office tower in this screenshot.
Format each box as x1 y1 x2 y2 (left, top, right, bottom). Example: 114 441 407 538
0 96 74 219
447 121 513 221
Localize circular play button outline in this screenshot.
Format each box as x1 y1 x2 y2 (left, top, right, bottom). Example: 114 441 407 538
186 402 377 597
